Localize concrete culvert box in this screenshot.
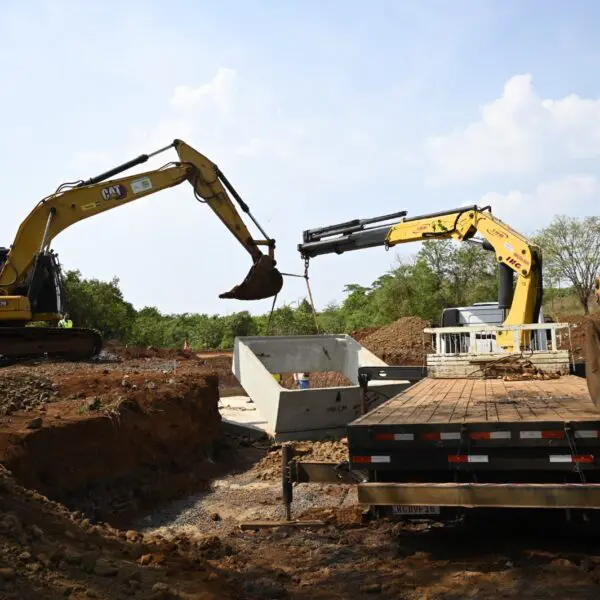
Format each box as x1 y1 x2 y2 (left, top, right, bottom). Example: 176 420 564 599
232 334 411 441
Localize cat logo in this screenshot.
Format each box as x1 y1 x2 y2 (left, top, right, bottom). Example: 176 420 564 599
101 184 128 201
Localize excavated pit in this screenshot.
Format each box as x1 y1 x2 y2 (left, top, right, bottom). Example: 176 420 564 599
0 356 248 530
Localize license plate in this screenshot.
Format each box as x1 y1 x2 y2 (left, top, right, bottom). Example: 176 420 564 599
392 505 441 515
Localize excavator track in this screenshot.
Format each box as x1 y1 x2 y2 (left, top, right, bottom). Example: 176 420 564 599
0 327 103 362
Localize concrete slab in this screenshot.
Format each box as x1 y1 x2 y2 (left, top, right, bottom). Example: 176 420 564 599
232 334 412 441
219 395 270 439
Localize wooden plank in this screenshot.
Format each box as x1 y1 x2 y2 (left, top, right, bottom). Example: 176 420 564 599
357 375 599 426
240 520 327 530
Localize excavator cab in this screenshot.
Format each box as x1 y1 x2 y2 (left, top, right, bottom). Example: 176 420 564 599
220 254 283 300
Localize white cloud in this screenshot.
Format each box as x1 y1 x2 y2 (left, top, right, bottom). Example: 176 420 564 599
426 74 600 184
482 174 599 233
170 67 238 117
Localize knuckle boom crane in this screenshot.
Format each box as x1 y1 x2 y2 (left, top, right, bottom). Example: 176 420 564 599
298 205 543 352
0 139 283 361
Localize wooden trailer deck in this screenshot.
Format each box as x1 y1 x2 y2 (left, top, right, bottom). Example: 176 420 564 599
354 375 599 426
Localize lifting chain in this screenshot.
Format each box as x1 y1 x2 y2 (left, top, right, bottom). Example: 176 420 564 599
265 258 321 335
303 258 321 334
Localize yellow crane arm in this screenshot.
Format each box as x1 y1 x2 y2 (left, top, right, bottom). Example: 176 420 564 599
298 205 543 350
383 206 542 332
0 139 282 302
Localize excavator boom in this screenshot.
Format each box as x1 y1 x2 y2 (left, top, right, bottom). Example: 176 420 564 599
0 139 282 361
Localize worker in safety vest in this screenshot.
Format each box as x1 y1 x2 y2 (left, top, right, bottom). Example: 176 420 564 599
58 313 73 328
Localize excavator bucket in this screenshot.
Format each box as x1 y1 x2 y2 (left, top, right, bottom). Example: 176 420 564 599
584 317 600 410
219 255 284 301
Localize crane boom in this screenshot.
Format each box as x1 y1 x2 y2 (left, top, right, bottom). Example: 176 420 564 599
298 205 543 351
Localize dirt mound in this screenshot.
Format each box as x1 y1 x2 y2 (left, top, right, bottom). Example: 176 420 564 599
556 315 600 361
0 465 233 599
349 327 380 343
253 440 349 481
360 316 433 365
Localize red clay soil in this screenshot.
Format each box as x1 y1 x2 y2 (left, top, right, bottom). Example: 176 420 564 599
0 368 223 527
556 315 600 361
360 316 433 366
349 326 380 343
104 341 242 389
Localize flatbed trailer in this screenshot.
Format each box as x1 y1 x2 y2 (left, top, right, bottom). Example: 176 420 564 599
286 372 600 518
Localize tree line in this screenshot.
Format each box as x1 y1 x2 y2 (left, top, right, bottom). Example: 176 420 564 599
60 214 600 349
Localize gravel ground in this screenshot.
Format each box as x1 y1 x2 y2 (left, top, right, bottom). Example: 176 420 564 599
0 373 58 416
137 473 357 536
131 442 600 600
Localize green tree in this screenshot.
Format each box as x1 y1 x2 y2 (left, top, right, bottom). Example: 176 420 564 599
534 215 600 314
220 311 258 348
62 270 136 340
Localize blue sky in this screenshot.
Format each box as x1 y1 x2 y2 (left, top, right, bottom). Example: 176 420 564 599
1 1 600 315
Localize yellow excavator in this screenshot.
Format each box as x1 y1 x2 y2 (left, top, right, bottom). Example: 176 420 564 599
0 139 283 361
298 205 542 352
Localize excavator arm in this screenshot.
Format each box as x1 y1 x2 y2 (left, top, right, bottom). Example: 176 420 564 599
298 205 543 351
0 139 283 308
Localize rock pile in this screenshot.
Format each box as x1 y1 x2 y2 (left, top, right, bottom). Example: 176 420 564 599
0 373 58 416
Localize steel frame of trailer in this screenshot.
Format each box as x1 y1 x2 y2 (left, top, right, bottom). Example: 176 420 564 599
283 367 600 516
